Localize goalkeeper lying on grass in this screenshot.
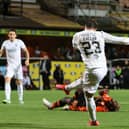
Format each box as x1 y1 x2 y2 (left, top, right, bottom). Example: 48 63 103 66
43 88 120 112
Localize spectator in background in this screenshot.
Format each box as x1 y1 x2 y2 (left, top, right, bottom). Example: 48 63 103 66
113 65 123 89
53 47 65 60
118 0 129 9
27 46 34 57
34 46 41 57
0 70 5 90
23 72 32 90
123 60 129 89
53 64 64 84
40 55 51 90
118 49 127 58
66 48 81 61
22 65 28 74
111 47 119 59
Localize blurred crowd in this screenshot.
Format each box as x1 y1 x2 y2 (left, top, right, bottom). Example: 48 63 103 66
27 44 129 61
100 60 129 89
111 60 129 89
106 45 129 59
27 45 81 61
118 0 129 10
1 44 129 90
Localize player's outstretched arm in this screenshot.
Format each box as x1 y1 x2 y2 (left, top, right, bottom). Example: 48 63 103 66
103 32 129 45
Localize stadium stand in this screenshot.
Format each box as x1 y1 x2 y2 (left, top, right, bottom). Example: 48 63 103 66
38 0 129 32
0 0 129 89
110 11 129 30
0 0 43 28
0 0 129 31
0 0 82 29
23 8 81 29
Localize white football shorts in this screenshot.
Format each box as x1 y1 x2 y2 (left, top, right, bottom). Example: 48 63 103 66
82 67 107 94
5 64 23 80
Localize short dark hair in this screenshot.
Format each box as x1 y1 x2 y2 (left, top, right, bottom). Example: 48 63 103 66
8 28 16 33
85 19 98 29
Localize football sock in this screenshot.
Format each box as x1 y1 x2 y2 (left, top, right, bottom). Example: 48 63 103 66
52 101 60 108
87 97 96 121
65 78 82 90
17 84 23 101
5 82 11 101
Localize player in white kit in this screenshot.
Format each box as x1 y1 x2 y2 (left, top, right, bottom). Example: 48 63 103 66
0 29 29 104
56 20 129 126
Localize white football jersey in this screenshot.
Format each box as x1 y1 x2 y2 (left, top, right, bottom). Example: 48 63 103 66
72 30 129 69
1 39 26 67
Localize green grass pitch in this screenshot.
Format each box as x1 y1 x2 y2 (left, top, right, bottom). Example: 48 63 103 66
0 89 129 129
